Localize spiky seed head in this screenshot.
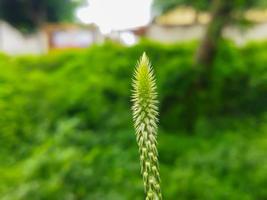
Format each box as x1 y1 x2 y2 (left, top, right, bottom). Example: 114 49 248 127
132 53 162 200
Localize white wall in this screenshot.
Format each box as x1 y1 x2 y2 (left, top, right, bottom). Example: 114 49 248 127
224 23 267 45
146 24 205 43
0 21 48 55
146 22 267 45
2 20 267 55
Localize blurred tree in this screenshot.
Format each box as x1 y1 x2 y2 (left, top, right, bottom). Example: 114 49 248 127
154 0 266 132
154 0 264 68
0 0 82 32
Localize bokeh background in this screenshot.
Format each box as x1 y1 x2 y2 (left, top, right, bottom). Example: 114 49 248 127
1 0 267 199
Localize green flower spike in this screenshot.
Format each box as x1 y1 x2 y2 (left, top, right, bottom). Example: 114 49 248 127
131 53 162 200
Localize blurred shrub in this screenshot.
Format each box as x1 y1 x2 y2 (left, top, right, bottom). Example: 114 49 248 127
0 40 267 199
1 40 266 142
1 116 267 200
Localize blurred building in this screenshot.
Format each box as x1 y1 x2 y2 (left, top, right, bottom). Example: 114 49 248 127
140 7 267 45
2 7 267 55
44 24 103 50
0 21 103 55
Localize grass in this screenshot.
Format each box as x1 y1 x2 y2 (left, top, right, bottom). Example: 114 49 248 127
0 115 266 199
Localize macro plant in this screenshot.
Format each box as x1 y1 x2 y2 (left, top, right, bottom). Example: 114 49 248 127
131 53 162 200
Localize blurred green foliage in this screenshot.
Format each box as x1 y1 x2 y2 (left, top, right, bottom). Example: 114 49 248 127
0 40 267 199
0 0 81 32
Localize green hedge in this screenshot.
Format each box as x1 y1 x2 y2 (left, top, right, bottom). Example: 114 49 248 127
0 41 266 145
0 40 267 199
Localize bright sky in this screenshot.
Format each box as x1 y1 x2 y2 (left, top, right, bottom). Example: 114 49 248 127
76 0 153 34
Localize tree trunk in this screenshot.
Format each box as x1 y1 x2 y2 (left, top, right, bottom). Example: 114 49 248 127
185 0 234 133
195 0 233 69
